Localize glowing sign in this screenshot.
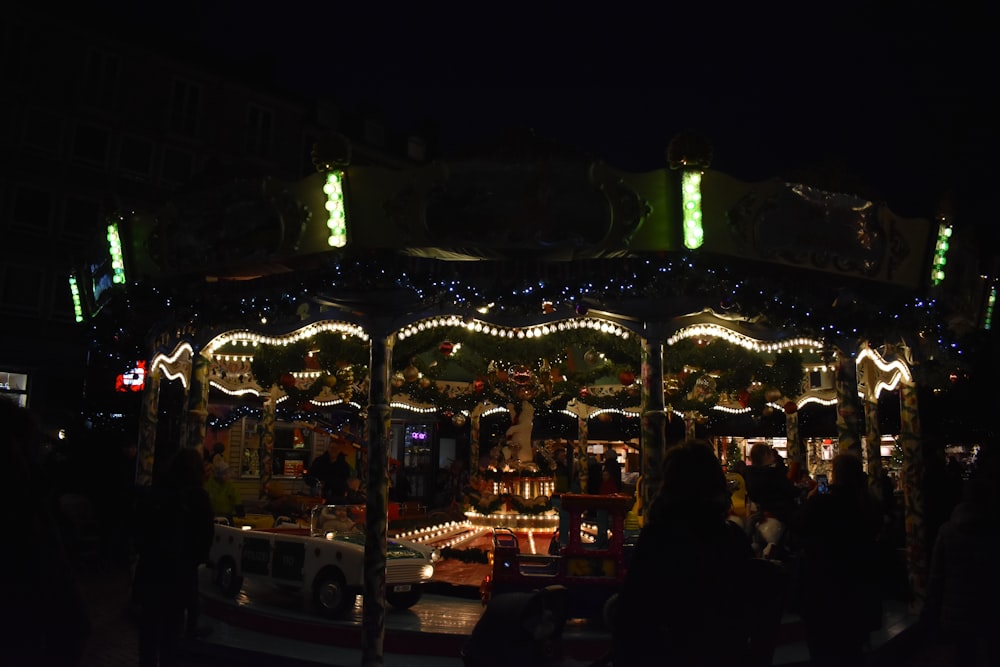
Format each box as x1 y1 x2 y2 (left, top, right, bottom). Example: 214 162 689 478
115 360 146 392
930 218 952 286
107 220 127 285
681 170 703 250
68 273 84 323
324 171 347 247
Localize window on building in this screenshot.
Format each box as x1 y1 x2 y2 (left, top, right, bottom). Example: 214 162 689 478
809 370 822 388
72 123 110 166
62 196 103 241
11 186 52 235
162 147 194 185
246 104 273 158
119 135 154 181
82 49 120 110
0 264 44 316
0 371 29 408
23 107 62 154
169 78 201 136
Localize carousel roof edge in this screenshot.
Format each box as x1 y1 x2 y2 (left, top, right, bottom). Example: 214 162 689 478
97 158 938 288
69 146 958 330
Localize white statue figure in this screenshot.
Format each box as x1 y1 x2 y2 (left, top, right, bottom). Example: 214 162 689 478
504 400 535 465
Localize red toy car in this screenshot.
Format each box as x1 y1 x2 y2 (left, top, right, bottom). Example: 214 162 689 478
479 493 637 628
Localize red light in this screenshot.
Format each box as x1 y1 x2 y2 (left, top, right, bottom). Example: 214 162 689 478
115 360 146 392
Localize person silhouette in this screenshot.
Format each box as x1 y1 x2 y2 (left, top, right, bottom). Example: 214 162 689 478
923 445 1000 667
744 443 798 523
788 452 884 666
306 439 352 503
133 447 215 665
613 439 755 666
601 448 622 494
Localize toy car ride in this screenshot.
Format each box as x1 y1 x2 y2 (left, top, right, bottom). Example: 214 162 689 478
208 503 438 616
479 493 636 628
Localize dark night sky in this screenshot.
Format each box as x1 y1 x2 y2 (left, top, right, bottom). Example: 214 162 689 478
95 4 998 245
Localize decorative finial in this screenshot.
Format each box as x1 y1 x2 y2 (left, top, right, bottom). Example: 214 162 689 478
311 132 352 172
666 130 713 170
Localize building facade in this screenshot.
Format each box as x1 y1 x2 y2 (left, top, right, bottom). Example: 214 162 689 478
1 9 430 432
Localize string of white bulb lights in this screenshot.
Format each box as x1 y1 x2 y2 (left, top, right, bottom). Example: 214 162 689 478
396 315 631 341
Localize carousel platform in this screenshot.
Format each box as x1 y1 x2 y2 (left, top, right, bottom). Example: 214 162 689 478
190 562 922 667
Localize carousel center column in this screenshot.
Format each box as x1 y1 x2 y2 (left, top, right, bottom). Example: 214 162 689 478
362 324 393 666
639 325 667 522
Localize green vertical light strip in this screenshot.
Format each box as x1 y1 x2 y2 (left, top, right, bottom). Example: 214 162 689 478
681 170 704 249
984 285 996 330
324 170 347 248
930 219 952 286
107 221 126 284
68 274 84 323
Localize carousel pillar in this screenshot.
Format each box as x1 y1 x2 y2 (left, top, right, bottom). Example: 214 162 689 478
577 410 589 490
136 362 162 486
639 330 667 516
863 394 884 487
184 351 210 451
547 399 593 545
855 342 898 492
470 403 487 481
258 385 278 500
784 402 803 466
834 345 863 456
362 330 393 666
899 376 926 608
576 414 590 493
563 399 594 491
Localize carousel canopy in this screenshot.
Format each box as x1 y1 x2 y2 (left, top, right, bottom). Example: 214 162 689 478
70 130 977 402
104 130 936 290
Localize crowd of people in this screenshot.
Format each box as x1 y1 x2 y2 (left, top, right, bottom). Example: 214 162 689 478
612 438 999 667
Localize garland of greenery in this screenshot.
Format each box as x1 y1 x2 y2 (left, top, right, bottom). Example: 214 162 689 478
508 494 554 514
467 492 505 515
392 325 640 378
212 333 371 408
666 340 805 394
214 325 810 425
98 249 969 412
